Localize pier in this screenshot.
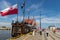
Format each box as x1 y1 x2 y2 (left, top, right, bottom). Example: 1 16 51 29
8 30 60 40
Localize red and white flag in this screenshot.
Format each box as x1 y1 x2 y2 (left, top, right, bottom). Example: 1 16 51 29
0 4 18 16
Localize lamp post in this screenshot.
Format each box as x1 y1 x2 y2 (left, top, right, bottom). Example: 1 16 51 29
39 11 42 35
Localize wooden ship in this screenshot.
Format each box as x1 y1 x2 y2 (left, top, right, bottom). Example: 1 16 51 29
11 19 37 37
11 20 32 37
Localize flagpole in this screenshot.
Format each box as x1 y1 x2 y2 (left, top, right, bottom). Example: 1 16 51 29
17 4 18 22
17 12 18 22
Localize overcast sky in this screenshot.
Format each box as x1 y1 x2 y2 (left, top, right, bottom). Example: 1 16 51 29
0 0 60 28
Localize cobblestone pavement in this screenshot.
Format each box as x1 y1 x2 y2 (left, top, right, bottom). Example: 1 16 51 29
9 31 60 40
48 30 60 40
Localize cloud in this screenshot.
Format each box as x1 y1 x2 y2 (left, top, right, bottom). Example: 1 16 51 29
36 15 60 24
12 16 23 22
1 15 60 28
30 0 45 9
29 4 39 10
0 0 11 19
42 17 60 23
12 16 43 21
0 16 8 19
39 0 45 7
0 0 11 11
0 22 11 27
26 0 45 12
12 16 36 21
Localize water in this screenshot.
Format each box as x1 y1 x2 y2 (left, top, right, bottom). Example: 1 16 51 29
0 30 11 40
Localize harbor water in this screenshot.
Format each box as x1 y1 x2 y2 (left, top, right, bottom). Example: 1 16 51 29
0 30 11 40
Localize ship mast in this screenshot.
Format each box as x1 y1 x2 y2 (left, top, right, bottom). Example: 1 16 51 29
21 1 25 22
40 11 41 29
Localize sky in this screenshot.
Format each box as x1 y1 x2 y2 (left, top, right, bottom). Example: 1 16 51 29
0 0 60 28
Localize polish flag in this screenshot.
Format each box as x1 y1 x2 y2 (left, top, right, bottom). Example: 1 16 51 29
0 4 18 16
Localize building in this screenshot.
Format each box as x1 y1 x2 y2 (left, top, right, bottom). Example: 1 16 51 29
57 28 60 30
48 25 56 31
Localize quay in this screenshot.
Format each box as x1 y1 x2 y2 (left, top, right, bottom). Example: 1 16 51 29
8 30 60 40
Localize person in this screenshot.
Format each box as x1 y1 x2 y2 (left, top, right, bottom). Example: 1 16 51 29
53 29 56 33
40 30 42 35
46 30 48 37
32 30 35 36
